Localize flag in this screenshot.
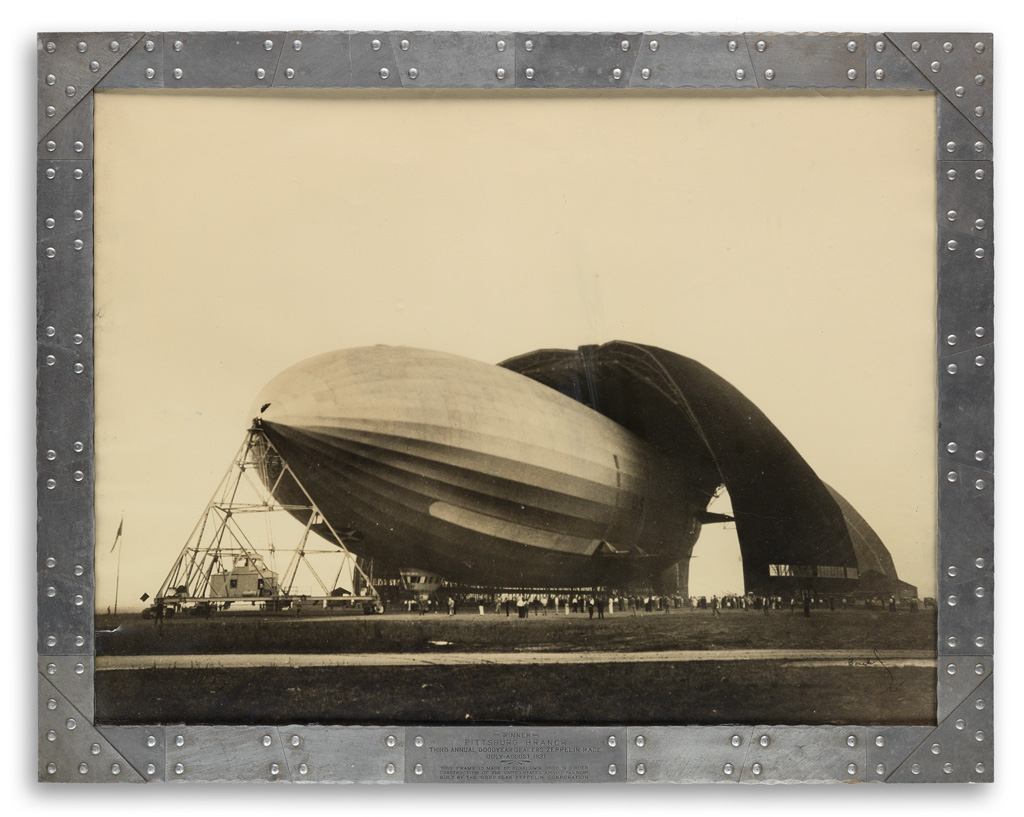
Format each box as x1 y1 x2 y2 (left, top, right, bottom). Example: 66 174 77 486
109 514 124 552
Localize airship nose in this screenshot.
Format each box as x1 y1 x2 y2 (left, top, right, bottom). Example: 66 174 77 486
249 346 430 430
248 354 336 428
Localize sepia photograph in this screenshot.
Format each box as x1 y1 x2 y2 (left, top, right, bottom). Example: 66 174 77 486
90 86 939 728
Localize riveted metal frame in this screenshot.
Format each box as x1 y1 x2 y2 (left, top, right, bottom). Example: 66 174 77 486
36 30 994 784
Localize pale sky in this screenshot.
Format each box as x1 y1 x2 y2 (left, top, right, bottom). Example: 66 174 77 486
93 88 937 610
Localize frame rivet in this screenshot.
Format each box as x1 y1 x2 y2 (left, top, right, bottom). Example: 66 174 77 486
764 68 775 81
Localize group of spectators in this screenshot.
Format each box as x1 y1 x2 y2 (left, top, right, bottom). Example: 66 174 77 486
411 591 922 618
494 593 690 618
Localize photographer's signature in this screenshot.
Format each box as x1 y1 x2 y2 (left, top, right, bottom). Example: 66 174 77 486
848 650 906 692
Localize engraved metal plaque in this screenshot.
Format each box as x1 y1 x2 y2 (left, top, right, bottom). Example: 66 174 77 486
405 727 627 783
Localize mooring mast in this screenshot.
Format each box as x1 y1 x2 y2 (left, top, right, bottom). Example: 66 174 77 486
155 423 382 612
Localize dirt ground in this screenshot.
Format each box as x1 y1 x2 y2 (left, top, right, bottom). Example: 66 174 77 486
96 660 935 726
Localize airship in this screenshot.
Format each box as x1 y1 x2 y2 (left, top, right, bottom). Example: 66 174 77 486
251 342 912 597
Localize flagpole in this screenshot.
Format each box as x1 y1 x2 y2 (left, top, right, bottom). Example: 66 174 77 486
113 512 123 615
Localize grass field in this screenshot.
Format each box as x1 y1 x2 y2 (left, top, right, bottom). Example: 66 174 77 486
96 607 936 656
94 608 937 726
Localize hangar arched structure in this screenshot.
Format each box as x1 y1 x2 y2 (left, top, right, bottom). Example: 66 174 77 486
501 342 911 597
252 343 912 598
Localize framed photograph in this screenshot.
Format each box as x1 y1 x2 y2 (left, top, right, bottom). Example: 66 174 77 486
37 29 993 784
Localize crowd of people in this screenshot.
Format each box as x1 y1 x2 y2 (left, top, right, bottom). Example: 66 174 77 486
407 591 922 618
